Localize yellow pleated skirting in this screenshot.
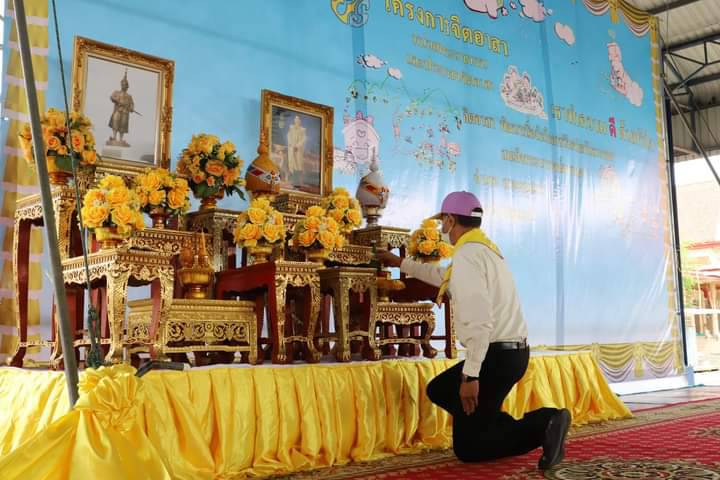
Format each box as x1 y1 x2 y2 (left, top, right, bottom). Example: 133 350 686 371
0 352 630 479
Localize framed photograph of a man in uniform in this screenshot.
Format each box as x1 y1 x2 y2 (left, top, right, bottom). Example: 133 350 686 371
260 90 333 197
71 37 174 176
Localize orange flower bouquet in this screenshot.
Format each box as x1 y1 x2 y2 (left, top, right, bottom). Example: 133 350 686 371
81 175 145 249
133 168 191 228
233 197 286 263
18 108 98 185
408 219 453 263
176 134 245 209
321 187 362 234
292 205 345 262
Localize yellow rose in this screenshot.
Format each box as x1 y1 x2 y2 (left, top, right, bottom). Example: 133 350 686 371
148 189 166 206
137 191 149 207
143 171 163 191
325 217 339 234
81 150 97 165
335 234 345 249
332 196 349 209
46 136 61 151
106 186 130 206
297 229 317 248
174 177 189 190
254 197 271 210
223 167 239 186
305 216 321 232
347 209 362 226
134 212 146 230
192 173 206 184
438 242 453 258
205 160 225 177
239 223 261 241
247 207 267 225
421 219 438 229
418 240 436 256
56 145 68 156
99 175 126 190
306 206 326 217
318 230 336 249
167 188 187 210
222 141 235 153
81 205 109 228
263 224 283 243
334 187 350 197
273 212 284 226
82 189 106 208
328 208 345 223
111 204 135 228
207 176 216 187
70 131 85 152
423 228 440 241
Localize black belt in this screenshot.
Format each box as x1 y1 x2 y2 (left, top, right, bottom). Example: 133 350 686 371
488 339 528 352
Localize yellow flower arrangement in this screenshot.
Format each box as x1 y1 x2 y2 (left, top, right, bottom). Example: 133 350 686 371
18 108 98 172
176 133 245 201
133 168 191 215
81 175 145 235
292 205 345 251
233 197 286 248
408 219 453 262
320 187 362 234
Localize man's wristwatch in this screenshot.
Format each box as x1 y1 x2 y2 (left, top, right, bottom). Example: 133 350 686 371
462 374 479 383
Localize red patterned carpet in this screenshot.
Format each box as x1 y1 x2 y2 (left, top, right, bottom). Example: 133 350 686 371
285 398 720 479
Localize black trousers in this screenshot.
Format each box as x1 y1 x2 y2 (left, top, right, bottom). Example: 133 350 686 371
426 346 558 462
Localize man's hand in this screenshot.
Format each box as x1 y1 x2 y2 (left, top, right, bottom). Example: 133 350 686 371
376 250 402 268
459 379 479 416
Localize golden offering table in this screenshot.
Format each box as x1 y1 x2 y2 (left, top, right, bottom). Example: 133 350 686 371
375 301 437 358
317 267 381 362
127 298 258 363
9 186 81 367
61 248 175 363
215 260 322 364
352 225 411 253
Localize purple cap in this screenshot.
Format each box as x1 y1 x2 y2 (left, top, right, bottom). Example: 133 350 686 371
430 191 483 219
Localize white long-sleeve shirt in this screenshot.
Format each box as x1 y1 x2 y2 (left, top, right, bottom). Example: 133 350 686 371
400 242 528 377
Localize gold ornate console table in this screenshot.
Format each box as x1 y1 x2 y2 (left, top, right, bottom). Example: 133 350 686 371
8 186 79 367
317 267 381 362
61 248 175 363
375 302 437 358
127 298 257 363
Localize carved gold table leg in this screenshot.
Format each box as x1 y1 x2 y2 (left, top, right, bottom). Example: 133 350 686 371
105 266 130 363
303 280 322 363
271 277 288 364
332 280 351 362
361 285 382 361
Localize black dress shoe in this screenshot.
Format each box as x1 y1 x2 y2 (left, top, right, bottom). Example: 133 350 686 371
538 408 571 470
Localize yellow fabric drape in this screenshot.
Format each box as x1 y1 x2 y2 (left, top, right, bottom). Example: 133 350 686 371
0 353 630 479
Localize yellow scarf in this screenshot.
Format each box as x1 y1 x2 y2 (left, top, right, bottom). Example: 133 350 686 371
436 228 503 304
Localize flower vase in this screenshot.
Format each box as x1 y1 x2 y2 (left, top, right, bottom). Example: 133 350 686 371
94 226 127 251
149 207 169 229
305 248 331 264
248 243 274 264
47 155 73 186
199 192 223 211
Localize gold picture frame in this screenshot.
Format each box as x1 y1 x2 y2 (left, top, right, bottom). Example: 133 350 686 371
71 36 174 177
260 89 334 199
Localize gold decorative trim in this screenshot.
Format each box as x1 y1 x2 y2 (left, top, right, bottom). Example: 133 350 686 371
352 226 411 249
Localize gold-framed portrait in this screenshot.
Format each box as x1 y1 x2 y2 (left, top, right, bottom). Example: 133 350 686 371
71 36 174 176
260 89 334 197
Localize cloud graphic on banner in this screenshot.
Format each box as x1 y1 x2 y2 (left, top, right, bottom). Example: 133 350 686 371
388 67 403 80
500 66 548 119
357 54 386 69
463 0 508 19
519 0 549 21
554 22 575 46
607 42 644 107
